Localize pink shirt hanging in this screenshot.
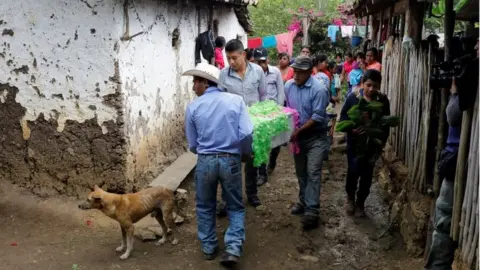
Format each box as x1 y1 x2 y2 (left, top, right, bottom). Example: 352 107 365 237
275 32 295 57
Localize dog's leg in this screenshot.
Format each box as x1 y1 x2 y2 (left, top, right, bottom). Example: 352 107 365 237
119 225 134 260
162 204 178 245
153 209 168 246
116 226 127 252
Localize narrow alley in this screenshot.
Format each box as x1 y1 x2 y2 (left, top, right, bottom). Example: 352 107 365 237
0 144 423 270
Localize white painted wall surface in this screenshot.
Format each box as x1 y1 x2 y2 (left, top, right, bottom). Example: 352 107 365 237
119 1 246 183
0 0 123 137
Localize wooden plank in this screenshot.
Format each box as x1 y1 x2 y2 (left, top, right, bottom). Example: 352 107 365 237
149 152 197 191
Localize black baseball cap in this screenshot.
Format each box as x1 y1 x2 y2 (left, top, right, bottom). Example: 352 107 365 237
291 55 313 70
253 47 268 61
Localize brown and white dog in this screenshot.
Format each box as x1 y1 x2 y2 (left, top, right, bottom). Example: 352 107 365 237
78 185 178 260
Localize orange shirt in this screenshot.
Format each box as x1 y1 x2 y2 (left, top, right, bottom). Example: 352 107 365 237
281 67 294 82
367 61 382 72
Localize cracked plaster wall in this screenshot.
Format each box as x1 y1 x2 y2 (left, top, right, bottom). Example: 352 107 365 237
0 0 127 196
120 1 247 185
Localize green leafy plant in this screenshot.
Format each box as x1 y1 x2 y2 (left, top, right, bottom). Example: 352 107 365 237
336 97 400 163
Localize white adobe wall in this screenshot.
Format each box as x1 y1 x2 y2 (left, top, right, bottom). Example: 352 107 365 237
0 0 129 196
0 0 122 136
0 0 247 194
119 1 246 184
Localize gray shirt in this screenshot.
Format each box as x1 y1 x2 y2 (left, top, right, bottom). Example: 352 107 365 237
219 62 266 106
264 65 285 105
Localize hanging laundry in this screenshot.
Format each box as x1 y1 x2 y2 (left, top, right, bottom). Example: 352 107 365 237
262 35 277 48
275 32 295 57
327 25 339 43
195 30 214 64
341 26 353 37
247 37 262 49
355 26 367 37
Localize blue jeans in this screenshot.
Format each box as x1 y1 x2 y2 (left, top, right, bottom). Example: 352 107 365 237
195 154 245 257
425 180 456 270
293 133 328 216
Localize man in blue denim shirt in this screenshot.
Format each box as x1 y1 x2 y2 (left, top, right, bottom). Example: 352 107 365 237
183 63 253 268
285 56 330 230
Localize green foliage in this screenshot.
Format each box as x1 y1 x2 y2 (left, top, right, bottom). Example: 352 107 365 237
336 97 400 164
426 0 469 33
248 0 318 37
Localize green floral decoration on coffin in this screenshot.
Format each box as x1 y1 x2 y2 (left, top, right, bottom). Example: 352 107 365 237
248 101 290 166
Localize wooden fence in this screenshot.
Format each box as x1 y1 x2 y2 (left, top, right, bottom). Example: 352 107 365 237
381 37 435 192
380 36 479 268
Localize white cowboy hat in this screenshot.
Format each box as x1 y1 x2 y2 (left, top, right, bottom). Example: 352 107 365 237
182 63 220 84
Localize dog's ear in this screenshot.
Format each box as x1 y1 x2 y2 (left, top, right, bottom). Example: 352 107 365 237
94 185 101 191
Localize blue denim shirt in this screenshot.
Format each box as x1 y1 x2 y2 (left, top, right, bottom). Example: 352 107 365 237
185 87 253 155
218 62 267 106
285 76 330 136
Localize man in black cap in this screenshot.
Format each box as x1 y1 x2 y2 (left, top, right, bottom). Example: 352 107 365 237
284 55 330 230
253 47 285 183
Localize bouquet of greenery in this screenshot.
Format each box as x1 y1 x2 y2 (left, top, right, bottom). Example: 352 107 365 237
335 97 400 164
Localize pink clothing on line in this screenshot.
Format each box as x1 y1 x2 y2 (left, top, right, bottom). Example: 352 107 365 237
275 32 295 57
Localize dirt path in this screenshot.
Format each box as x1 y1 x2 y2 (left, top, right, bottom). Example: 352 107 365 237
0 146 423 270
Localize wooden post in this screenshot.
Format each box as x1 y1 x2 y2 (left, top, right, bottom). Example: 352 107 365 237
365 15 370 39
371 15 379 41
400 13 406 37
302 16 310 47
406 0 425 46
451 106 473 240
377 11 384 47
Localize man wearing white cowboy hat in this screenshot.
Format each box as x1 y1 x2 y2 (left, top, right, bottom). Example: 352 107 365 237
183 63 253 268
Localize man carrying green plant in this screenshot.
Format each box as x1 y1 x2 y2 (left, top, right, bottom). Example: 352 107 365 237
338 69 395 217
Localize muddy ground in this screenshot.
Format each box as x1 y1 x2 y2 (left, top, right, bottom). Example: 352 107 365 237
0 146 423 270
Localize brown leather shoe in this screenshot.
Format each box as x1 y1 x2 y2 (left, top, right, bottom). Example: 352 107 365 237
345 199 355 216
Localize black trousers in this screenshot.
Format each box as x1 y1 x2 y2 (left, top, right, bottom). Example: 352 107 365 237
244 154 258 199
345 147 375 204
267 146 281 169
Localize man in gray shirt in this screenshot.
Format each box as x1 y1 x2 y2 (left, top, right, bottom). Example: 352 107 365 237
253 47 285 185
217 39 266 212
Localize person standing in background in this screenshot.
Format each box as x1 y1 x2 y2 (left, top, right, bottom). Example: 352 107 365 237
313 54 331 88
366 47 382 72
217 39 266 218
278 52 294 83
335 53 343 75
214 36 226 69
245 48 255 63
183 63 253 267
253 47 285 177
341 52 354 94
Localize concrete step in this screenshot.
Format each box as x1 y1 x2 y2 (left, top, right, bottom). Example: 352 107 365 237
149 152 197 191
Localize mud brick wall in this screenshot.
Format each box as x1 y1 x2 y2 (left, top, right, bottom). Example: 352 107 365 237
376 144 432 257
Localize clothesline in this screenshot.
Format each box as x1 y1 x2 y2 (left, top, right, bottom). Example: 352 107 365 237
327 25 367 43
247 30 299 57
